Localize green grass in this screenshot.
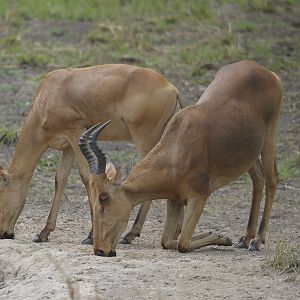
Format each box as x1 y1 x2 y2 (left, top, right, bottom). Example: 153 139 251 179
17 51 50 67
0 0 213 21
107 150 139 165
267 240 300 273
38 152 61 172
0 1 211 69
0 0 217 74
233 20 258 32
0 127 18 146
243 0 278 13
0 0 299 84
35 148 139 174
219 0 296 13
279 152 300 180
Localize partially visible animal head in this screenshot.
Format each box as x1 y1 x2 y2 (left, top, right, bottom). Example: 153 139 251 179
0 132 17 239
79 121 132 256
0 165 16 239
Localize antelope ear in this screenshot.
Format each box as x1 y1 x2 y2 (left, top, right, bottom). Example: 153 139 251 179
105 161 117 182
115 161 133 185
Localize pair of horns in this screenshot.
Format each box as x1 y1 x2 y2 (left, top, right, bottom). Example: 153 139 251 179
79 120 111 174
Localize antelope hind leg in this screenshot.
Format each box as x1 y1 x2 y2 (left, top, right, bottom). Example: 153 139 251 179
161 200 184 250
235 159 265 249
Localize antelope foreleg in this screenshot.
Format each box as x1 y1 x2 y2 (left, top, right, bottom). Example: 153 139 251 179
33 146 74 242
161 200 184 250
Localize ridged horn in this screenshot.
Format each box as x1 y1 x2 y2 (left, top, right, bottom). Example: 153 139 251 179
79 120 111 174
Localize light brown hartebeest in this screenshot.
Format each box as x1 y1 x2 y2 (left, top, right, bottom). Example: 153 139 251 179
0 64 183 243
79 60 282 256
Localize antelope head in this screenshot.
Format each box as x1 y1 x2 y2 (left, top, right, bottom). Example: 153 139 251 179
79 121 132 257
0 165 12 239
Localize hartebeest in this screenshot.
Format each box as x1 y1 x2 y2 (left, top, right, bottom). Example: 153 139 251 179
0 64 183 243
80 60 282 256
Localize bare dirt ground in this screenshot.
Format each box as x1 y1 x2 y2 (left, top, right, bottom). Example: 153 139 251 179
0 175 299 299
0 2 300 300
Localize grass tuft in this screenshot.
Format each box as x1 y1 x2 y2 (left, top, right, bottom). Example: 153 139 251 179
107 150 139 165
234 20 258 32
267 240 300 273
38 151 61 171
279 152 300 179
0 128 18 146
17 51 49 67
247 0 278 13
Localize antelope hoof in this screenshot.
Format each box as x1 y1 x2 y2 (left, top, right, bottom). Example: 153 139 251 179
119 233 139 244
248 240 260 251
108 250 117 257
94 249 116 257
119 236 131 244
0 231 14 239
33 234 42 243
82 237 93 245
32 232 48 243
235 237 248 249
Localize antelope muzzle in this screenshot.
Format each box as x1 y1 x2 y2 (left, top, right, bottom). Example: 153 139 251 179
0 231 14 239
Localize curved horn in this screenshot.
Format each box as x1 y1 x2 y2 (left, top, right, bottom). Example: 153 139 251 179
79 120 111 174
79 123 102 173
89 120 111 174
